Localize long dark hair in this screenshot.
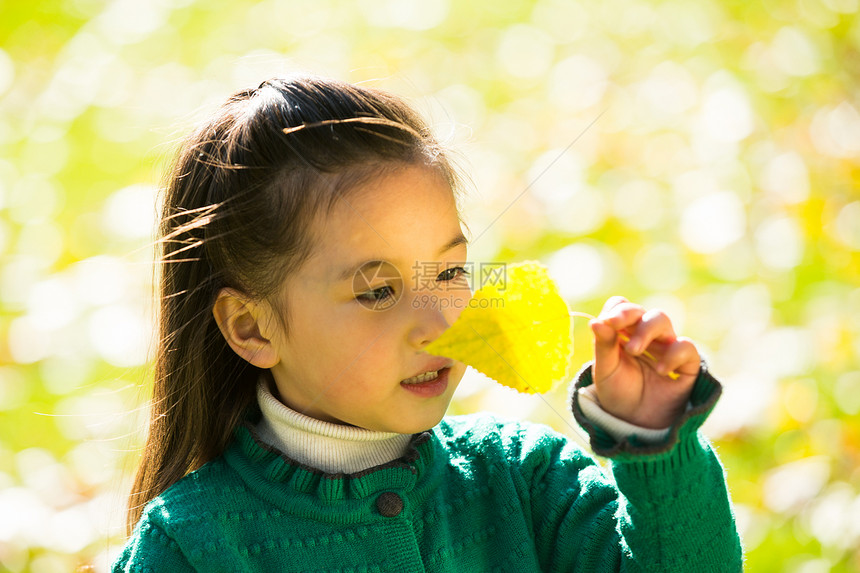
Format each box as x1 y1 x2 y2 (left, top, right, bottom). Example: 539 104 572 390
128 76 461 532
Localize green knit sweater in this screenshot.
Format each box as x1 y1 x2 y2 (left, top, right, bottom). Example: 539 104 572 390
113 364 743 572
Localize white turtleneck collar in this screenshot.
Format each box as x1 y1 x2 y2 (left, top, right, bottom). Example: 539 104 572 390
253 377 414 474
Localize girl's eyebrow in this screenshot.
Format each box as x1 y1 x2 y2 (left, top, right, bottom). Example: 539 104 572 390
334 233 469 282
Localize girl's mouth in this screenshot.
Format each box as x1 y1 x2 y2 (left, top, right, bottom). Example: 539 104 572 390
401 369 440 384
400 366 451 397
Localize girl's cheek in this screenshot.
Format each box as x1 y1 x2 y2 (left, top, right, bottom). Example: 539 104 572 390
446 291 473 323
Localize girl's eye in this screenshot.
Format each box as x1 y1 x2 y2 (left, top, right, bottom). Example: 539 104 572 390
357 286 395 302
437 266 470 282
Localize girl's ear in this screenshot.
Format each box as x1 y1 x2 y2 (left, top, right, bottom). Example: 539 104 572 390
212 288 280 368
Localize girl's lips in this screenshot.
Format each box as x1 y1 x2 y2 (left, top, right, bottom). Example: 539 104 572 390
400 366 450 398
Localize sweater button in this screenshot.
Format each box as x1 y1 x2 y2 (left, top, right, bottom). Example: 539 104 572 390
375 492 403 517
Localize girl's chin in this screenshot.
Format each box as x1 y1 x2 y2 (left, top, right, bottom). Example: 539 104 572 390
372 403 454 434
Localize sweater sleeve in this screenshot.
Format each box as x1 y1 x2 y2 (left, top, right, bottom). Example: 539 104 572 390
520 361 744 572
576 384 672 443
112 513 197 573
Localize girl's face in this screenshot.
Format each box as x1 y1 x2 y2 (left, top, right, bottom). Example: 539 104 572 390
266 164 471 433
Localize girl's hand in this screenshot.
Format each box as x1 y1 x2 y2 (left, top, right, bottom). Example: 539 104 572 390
590 296 700 429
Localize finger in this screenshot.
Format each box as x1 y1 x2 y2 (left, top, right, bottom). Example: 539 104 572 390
591 319 620 381
600 295 629 315
598 302 645 331
625 309 676 356
657 337 700 377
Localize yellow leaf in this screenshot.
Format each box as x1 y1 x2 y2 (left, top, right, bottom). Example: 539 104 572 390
424 261 573 394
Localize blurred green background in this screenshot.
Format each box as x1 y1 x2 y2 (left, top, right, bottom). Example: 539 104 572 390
1 0 859 571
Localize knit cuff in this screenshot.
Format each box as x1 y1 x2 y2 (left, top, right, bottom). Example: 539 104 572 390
577 385 673 444
570 359 722 461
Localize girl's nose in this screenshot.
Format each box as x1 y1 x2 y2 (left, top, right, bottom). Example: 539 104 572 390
407 292 454 349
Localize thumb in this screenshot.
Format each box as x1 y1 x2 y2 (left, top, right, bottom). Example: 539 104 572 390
591 319 620 382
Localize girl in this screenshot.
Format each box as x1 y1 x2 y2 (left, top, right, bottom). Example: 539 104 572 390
114 76 743 572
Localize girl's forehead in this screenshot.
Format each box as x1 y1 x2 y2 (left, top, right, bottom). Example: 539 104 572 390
322 165 458 236
304 166 465 282
344 163 453 204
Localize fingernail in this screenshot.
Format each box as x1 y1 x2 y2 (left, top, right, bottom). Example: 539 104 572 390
626 339 641 353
